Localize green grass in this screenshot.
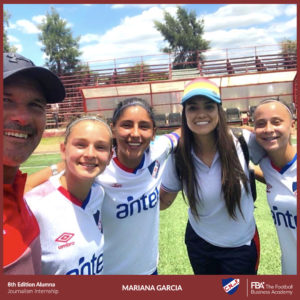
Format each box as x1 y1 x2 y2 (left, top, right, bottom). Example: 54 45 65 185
21 153 61 174
158 195 192 274
253 183 281 275
21 153 281 275
38 136 64 145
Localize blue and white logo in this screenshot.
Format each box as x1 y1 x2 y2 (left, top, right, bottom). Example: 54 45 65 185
222 278 240 295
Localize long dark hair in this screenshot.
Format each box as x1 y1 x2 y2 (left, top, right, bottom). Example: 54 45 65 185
175 103 249 220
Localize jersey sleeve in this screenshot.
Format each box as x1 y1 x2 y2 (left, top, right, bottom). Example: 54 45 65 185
242 129 266 165
164 132 180 153
161 154 182 193
150 133 180 161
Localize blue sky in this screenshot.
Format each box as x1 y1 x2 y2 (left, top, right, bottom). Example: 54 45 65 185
4 3 297 68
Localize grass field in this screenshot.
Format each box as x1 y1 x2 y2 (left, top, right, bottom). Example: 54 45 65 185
21 150 281 275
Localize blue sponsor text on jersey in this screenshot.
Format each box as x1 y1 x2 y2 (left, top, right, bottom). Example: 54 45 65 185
271 206 297 229
116 187 159 219
66 253 103 275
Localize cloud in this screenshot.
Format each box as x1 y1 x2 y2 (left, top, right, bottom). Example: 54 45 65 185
13 14 72 35
14 19 40 34
80 6 178 62
111 4 181 10
7 35 22 53
111 4 158 10
204 27 275 51
15 44 23 53
32 15 46 24
36 41 44 47
285 4 297 16
200 4 296 59
267 17 297 39
80 33 101 44
7 35 19 43
203 4 282 31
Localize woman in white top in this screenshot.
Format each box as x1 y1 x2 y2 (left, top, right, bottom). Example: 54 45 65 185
253 99 297 275
25 116 112 274
160 77 260 275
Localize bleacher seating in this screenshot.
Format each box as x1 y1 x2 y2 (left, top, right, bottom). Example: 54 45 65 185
154 114 167 127
248 106 257 123
226 108 242 125
168 112 182 127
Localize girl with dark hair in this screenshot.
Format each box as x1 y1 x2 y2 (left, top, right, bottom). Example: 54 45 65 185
160 78 261 275
98 97 180 274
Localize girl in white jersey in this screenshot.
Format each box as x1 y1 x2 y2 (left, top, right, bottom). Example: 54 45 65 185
161 77 260 275
254 99 297 275
25 116 112 274
98 97 179 274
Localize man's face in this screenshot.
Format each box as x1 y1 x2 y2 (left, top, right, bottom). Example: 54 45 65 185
3 75 47 167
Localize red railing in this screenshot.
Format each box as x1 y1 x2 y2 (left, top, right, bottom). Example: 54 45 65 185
45 44 297 129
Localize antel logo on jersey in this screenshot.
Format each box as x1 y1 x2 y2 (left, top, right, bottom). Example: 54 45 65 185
222 278 240 295
55 233 75 250
116 187 159 219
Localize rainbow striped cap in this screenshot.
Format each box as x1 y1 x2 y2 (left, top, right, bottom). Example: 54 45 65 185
181 77 221 104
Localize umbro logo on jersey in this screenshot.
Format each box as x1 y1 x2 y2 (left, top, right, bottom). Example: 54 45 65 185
55 233 75 250
55 232 74 243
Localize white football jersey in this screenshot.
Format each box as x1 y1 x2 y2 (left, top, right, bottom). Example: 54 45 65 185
25 172 105 275
97 133 179 274
259 154 297 275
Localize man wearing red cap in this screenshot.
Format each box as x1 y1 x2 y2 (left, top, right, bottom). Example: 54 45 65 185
3 52 65 274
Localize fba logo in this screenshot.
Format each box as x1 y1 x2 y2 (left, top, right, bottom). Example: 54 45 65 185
251 282 265 289
222 278 240 295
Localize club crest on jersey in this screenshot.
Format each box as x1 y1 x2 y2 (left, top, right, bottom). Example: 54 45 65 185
55 232 75 250
266 183 272 193
148 160 160 178
222 278 240 295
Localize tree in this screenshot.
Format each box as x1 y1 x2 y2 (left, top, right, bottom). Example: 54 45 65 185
154 6 210 69
280 39 296 69
3 10 17 53
38 7 82 75
280 39 296 55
